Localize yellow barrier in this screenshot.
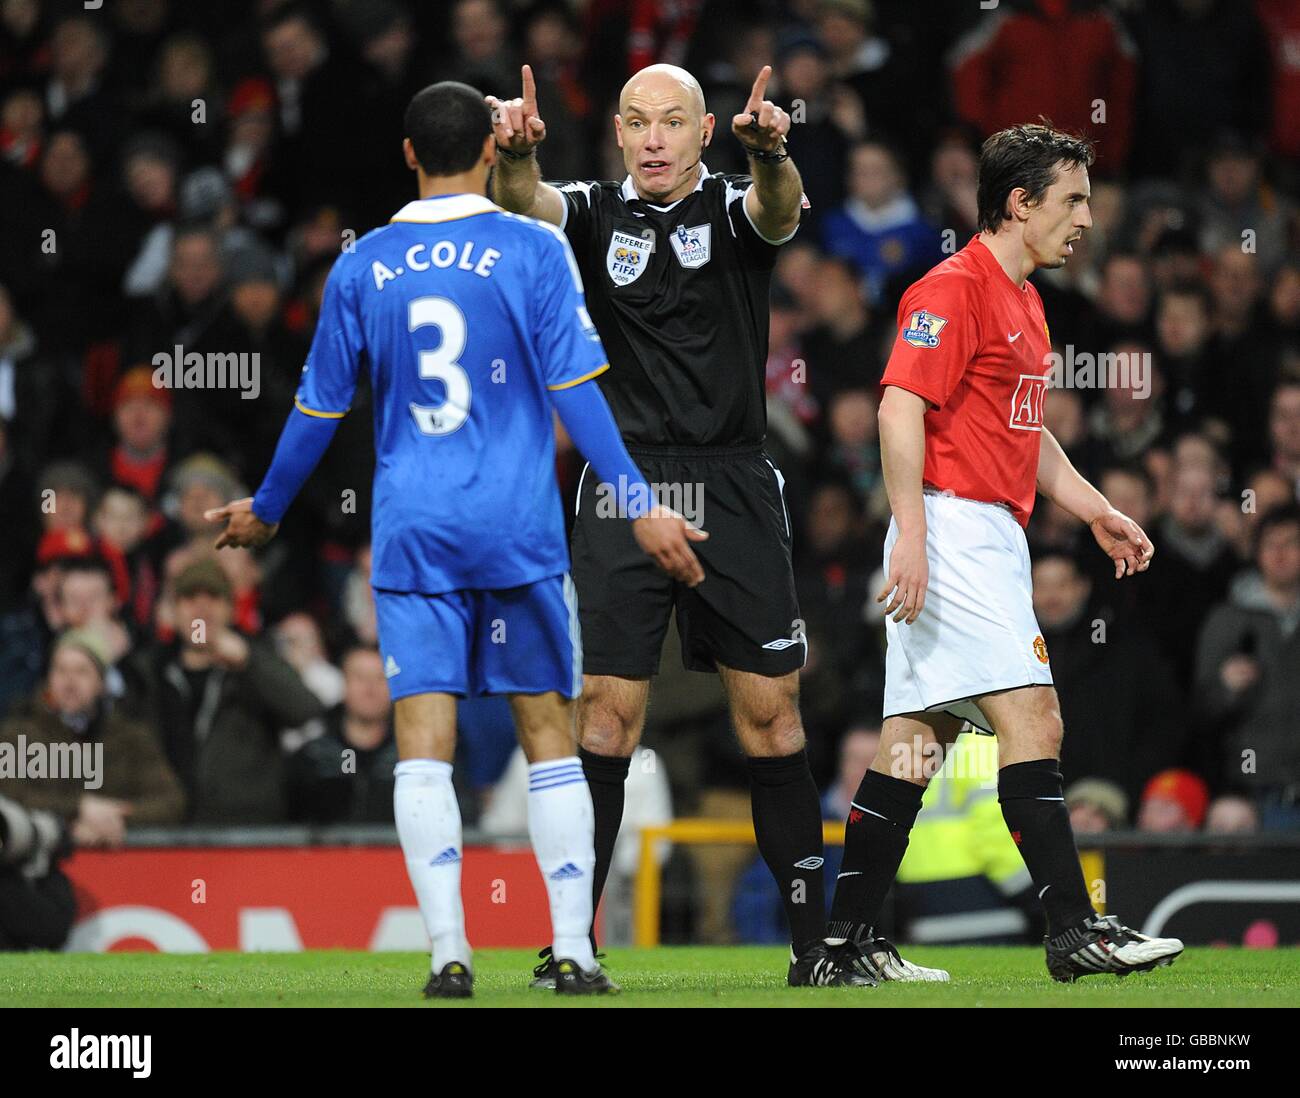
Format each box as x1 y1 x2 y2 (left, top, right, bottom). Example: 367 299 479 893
632 819 1107 946
633 818 846 947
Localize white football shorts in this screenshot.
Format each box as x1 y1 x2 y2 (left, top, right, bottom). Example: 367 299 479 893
882 489 1054 733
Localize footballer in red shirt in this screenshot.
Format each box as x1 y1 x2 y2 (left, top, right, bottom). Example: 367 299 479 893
822 124 1184 985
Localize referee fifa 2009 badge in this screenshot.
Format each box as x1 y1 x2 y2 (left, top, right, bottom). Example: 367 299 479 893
606 230 653 286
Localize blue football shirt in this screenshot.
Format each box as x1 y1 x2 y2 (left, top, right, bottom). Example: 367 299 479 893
295 193 609 594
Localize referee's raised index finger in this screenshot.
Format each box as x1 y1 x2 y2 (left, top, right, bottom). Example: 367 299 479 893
521 64 537 112
746 65 772 111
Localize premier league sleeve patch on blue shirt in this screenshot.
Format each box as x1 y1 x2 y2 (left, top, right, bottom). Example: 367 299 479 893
902 309 948 348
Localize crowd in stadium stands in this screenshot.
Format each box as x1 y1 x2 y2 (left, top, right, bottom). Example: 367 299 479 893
2 0 1300 912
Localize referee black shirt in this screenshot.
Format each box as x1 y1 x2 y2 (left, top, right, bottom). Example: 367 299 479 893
553 163 804 448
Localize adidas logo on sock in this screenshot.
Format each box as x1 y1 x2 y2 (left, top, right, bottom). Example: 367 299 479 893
430 846 461 866
548 862 584 881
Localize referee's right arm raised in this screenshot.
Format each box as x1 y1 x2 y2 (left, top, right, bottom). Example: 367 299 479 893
486 65 565 226
877 386 929 624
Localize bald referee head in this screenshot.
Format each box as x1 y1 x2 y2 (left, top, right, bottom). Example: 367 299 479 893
613 65 716 204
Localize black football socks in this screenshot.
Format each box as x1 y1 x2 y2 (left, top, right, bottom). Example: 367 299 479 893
827 768 924 944
998 758 1094 936
746 750 827 956
578 747 631 949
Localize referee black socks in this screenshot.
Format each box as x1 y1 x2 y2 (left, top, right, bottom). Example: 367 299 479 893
998 758 1095 936
746 750 827 956
578 747 632 949
827 769 924 944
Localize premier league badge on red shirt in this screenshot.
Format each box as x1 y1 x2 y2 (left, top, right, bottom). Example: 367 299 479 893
902 309 948 348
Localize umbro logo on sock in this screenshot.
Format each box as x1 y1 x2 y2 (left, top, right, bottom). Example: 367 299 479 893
384 655 401 678
793 856 825 870
430 846 461 866
548 862 585 881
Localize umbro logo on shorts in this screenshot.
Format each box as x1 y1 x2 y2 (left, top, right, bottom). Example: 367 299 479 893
793 856 825 870
762 637 802 650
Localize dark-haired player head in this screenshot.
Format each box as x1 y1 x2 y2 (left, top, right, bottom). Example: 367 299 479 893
402 81 496 200
977 122 1095 277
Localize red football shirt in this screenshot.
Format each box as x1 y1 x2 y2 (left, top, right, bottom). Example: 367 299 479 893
880 235 1051 527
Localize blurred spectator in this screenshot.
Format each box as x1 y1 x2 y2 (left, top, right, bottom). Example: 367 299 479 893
1204 794 1260 834
120 133 182 299
1269 380 1300 496
447 0 516 94
125 558 323 823
57 557 131 694
286 646 395 824
1128 0 1269 179
0 628 185 841
0 283 79 475
1066 778 1129 833
1194 505 1300 826
772 33 853 227
1137 768 1210 833
820 388 882 505
801 255 886 410
820 141 940 305
1033 550 1184 805
948 0 1136 175
92 485 159 635
1086 342 1169 466
1154 282 1215 432
105 366 173 504
1142 459 1241 685
1198 134 1290 276
274 612 344 711
259 3 376 224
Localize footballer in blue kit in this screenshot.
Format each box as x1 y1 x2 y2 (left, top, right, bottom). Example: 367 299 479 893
206 82 706 999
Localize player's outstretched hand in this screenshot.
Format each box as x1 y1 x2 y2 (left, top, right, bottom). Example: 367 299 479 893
877 528 928 624
486 64 547 156
205 497 279 550
632 505 709 588
731 65 790 152
1089 508 1154 579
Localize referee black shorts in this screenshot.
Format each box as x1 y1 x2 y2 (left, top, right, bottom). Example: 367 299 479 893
570 444 806 678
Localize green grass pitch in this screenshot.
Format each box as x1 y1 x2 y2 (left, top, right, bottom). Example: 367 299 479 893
2 947 1298 1007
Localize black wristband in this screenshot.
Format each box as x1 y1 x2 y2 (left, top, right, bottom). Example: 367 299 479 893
495 145 536 162
741 142 790 164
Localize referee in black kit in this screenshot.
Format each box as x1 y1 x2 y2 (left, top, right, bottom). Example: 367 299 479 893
489 62 870 988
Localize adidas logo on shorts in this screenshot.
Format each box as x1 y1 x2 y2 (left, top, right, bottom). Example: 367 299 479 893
384 655 401 677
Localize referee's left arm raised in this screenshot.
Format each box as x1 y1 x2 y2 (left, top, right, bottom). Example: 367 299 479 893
733 65 803 243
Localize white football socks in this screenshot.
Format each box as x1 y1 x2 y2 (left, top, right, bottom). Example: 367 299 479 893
527 756 597 971
393 759 471 973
